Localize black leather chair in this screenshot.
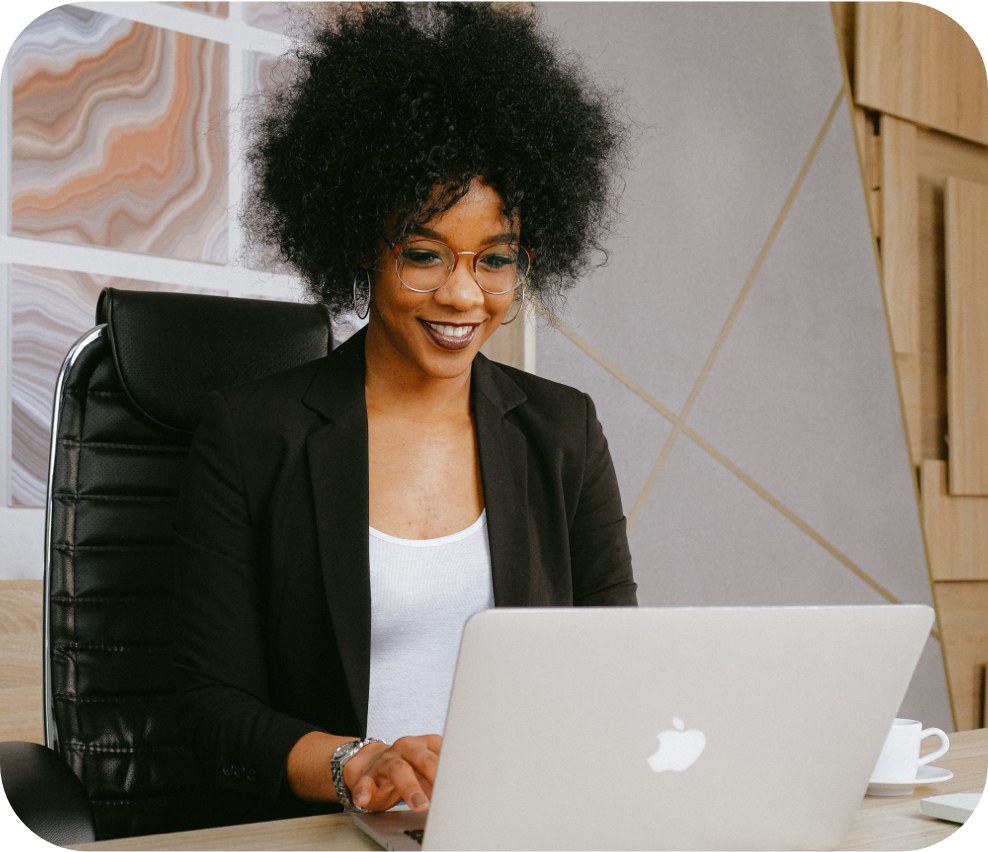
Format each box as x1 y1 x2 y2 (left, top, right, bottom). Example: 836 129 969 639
0 288 332 843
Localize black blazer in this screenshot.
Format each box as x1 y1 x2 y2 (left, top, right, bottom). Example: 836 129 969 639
173 327 636 810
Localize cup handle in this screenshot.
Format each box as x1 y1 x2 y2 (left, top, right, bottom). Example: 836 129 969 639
917 728 949 766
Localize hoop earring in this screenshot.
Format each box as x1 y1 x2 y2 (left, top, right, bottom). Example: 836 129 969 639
353 270 371 320
501 285 525 325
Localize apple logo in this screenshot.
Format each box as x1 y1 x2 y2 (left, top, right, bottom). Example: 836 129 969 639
647 717 706 772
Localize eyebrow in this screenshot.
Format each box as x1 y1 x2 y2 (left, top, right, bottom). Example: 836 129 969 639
410 225 520 245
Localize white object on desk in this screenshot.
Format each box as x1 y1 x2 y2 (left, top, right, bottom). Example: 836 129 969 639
920 792 982 824
867 764 953 796
871 718 949 781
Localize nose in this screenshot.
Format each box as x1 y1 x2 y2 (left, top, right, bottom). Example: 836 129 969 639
434 256 485 312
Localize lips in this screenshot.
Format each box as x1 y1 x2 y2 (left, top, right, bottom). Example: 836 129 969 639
420 319 479 351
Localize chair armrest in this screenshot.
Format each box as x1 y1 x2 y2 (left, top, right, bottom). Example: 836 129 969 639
0 741 96 845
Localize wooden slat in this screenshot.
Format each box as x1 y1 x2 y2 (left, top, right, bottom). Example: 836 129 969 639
881 115 920 354
896 353 923 467
914 176 949 466
945 177 988 494
479 306 528 371
856 3 988 146
934 581 988 732
922 460 988 581
914 129 988 473
917 127 988 187
0 579 44 745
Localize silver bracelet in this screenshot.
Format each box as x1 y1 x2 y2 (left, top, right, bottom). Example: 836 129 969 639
330 737 385 812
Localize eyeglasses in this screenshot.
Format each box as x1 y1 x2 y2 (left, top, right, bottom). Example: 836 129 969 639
385 236 535 295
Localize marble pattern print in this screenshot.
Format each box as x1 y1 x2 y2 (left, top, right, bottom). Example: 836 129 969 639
162 2 230 16
246 2 343 34
10 6 229 263
246 2 302 33
10 265 227 507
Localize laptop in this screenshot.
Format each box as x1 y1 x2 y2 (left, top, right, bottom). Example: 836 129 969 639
354 604 934 851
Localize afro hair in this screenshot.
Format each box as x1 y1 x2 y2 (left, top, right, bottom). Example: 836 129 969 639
241 2 631 319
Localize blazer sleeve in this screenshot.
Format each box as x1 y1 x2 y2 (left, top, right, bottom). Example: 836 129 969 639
173 392 322 801
569 393 638 606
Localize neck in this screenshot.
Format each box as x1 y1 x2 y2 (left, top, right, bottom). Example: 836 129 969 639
363 321 473 421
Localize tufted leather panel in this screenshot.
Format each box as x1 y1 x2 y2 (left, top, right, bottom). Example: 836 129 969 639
48 290 333 839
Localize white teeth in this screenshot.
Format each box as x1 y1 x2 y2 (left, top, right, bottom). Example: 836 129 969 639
427 321 473 339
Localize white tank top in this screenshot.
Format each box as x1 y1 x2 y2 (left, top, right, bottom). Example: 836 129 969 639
365 510 494 744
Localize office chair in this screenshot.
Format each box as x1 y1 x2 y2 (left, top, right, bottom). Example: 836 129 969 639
0 288 333 843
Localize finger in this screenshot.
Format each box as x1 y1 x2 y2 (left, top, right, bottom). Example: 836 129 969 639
385 760 431 812
392 737 441 783
413 768 434 802
351 775 378 810
355 776 406 812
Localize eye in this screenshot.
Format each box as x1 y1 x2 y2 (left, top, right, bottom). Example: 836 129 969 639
478 248 518 272
400 247 445 268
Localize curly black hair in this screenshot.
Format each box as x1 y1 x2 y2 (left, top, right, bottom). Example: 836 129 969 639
241 2 630 319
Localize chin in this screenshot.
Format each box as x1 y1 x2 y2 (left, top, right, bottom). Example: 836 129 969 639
416 347 480 380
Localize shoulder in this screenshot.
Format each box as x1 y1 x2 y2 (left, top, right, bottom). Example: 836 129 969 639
208 357 326 428
209 328 365 434
494 360 588 409
475 355 595 440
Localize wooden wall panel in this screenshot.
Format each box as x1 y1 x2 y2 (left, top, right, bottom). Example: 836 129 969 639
918 128 988 186
945 177 988 494
922 460 988 581
856 3 988 147
480 311 527 371
0 579 44 744
934 581 988 731
882 114 920 354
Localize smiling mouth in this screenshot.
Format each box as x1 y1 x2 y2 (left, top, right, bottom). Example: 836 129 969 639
420 319 480 351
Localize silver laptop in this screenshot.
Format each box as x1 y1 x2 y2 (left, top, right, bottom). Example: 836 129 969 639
354 605 934 851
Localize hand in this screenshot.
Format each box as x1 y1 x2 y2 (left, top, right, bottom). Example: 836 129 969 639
344 735 442 812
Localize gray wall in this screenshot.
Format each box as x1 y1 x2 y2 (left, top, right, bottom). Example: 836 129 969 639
535 3 951 730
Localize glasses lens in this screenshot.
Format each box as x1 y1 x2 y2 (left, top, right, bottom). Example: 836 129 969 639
476 244 528 294
396 240 454 291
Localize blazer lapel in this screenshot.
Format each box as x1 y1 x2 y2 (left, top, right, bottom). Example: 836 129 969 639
303 332 372 734
300 339 533 732
472 355 532 607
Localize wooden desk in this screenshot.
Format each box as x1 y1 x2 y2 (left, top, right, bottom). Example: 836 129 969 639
74 729 988 851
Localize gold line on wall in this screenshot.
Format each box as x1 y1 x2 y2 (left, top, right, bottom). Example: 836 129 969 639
537 312 679 423
678 423 903 606
627 88 845 530
678 87 845 426
539 308 909 613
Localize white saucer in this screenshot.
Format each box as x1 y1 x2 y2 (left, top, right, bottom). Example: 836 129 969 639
867 764 954 797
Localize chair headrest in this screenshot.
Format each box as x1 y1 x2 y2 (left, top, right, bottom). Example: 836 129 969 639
96 288 333 433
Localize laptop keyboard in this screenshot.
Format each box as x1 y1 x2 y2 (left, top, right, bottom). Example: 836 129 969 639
403 829 424 845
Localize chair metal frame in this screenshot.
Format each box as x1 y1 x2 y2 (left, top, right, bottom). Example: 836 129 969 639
42 324 107 752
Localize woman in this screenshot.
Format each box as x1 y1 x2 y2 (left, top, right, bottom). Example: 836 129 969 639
174 2 635 822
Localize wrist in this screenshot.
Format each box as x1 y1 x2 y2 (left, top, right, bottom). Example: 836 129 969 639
331 737 386 812
342 739 386 788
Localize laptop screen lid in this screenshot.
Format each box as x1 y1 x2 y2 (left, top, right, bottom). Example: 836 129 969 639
419 605 933 851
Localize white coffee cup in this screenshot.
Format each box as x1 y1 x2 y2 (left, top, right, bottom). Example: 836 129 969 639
871 718 949 781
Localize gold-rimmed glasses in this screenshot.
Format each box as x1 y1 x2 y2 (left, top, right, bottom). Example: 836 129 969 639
385 236 535 295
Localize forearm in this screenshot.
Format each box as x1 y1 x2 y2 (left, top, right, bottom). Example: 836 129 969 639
176 678 325 799
286 731 355 801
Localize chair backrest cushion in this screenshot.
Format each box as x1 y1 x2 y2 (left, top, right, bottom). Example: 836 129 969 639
48 289 332 838
96 287 332 433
